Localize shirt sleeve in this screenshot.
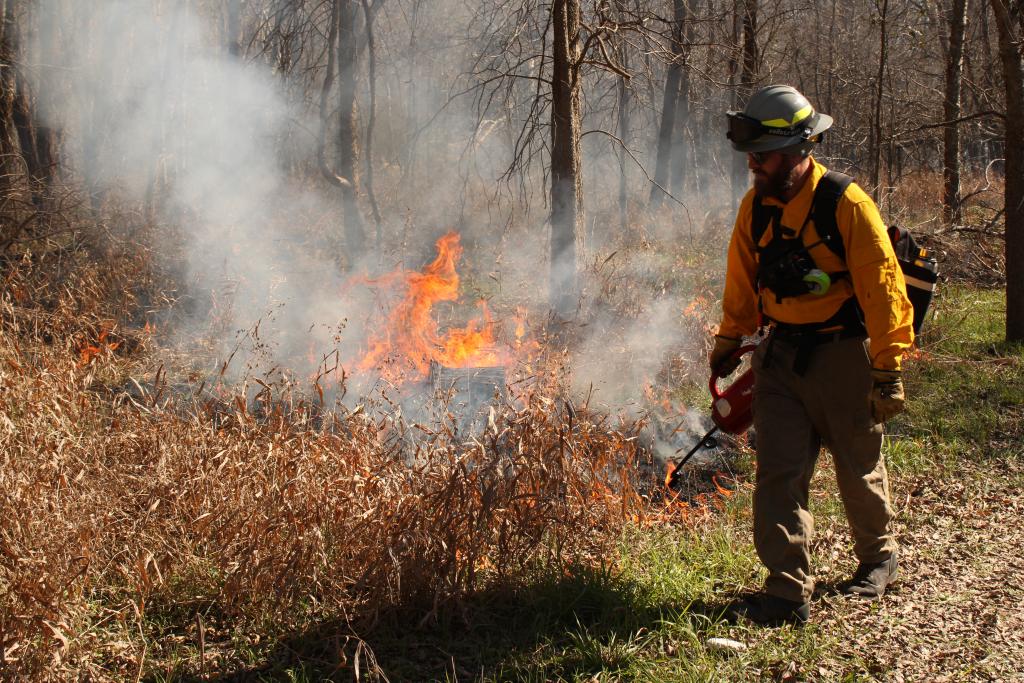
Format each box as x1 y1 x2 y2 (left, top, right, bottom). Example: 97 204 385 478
718 194 761 340
838 193 916 370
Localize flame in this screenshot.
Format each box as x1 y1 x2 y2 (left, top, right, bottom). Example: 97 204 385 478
513 306 527 343
712 472 735 497
78 329 120 367
658 463 738 523
352 232 507 385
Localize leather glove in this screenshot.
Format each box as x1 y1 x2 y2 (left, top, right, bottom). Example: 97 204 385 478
870 368 906 423
709 335 742 377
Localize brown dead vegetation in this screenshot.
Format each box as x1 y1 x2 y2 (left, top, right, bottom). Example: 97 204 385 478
0 231 649 679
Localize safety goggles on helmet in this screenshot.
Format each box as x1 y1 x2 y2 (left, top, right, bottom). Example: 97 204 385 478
726 111 816 145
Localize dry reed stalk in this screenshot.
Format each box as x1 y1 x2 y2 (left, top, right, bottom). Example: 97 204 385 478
0 253 645 679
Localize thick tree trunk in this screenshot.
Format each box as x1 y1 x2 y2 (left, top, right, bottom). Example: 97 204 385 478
650 0 686 208
942 0 968 223
226 0 241 58
0 0 25 198
989 0 1024 341
550 0 582 318
670 0 697 198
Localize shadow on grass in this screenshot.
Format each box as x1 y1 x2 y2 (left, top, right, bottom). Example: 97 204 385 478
167 566 729 683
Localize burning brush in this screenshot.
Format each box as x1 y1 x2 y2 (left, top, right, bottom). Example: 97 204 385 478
347 231 518 389
665 345 756 489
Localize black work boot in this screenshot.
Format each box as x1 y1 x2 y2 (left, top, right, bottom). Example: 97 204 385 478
725 593 809 627
844 553 898 599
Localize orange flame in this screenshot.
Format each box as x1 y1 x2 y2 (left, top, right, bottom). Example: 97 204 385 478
513 306 527 345
352 232 506 385
712 472 735 497
658 462 738 523
78 329 120 367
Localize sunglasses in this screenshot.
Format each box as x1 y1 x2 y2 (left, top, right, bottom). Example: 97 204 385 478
726 111 815 145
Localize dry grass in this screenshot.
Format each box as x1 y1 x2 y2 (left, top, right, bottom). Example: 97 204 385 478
0 228 651 680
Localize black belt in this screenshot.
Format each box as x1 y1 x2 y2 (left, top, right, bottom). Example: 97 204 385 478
764 325 865 375
771 325 865 345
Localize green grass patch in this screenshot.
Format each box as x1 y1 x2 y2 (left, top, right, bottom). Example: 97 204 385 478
888 285 1023 474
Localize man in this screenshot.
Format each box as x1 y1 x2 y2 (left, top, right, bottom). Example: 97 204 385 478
712 85 915 626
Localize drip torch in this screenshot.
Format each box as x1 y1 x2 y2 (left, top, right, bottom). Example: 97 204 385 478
666 345 756 488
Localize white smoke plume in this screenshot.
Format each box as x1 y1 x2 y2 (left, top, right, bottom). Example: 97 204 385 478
31 0 727 425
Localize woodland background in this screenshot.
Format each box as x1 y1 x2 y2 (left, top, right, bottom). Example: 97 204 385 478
0 0 1022 681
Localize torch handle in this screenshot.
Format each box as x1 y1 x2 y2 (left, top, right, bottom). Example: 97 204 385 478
709 344 757 400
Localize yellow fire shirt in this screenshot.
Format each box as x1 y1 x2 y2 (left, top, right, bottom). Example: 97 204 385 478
718 159 915 371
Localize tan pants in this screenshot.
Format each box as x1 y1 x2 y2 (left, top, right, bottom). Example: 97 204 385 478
751 334 896 603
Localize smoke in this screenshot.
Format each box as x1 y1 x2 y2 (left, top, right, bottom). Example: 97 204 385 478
31 0 727 429
569 247 712 455
32 1 378 381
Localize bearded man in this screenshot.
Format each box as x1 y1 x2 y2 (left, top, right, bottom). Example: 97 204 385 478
712 85 915 625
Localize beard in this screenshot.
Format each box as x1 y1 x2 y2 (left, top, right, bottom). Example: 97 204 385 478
753 154 804 200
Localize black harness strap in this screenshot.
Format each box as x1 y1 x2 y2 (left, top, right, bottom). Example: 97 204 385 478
752 170 865 374
811 171 854 259
750 195 783 248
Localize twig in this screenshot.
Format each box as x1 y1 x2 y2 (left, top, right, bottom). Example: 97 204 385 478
580 128 694 235
196 612 206 679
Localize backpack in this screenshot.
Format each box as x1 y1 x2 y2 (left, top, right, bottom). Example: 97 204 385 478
751 171 939 336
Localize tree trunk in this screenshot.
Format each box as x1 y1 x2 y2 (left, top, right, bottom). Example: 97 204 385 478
226 0 241 58
870 0 889 202
670 0 696 199
337 0 366 265
31 15 57 199
616 28 629 233
0 0 25 200
989 0 1024 341
273 1 296 74
942 0 968 223
549 0 582 318
650 0 686 208
731 0 757 202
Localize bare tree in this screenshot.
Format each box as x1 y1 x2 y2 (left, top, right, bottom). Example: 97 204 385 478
613 0 630 232
317 0 384 267
942 0 969 222
870 0 890 201
670 0 696 199
0 0 55 211
650 0 687 208
731 0 757 201
550 0 583 318
226 0 242 57
0 0 26 198
989 0 1023 341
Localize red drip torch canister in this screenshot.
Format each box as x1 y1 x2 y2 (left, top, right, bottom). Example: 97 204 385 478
708 344 757 435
